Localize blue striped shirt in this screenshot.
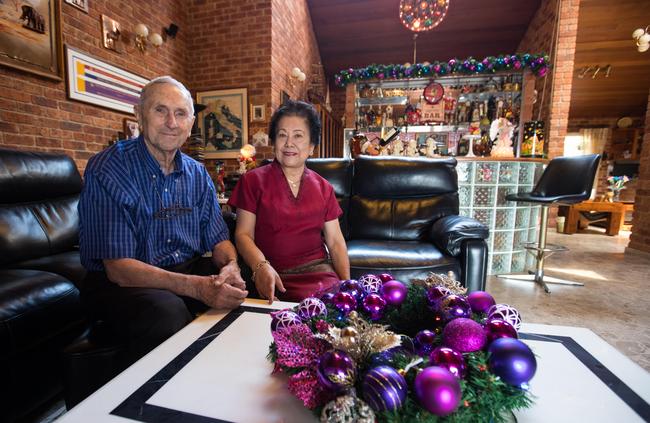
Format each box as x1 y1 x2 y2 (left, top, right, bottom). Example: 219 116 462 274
79 136 229 272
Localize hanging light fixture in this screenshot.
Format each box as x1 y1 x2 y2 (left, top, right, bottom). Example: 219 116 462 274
399 0 450 32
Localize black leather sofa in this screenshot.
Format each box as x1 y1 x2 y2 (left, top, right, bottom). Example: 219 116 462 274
0 148 89 421
305 156 488 291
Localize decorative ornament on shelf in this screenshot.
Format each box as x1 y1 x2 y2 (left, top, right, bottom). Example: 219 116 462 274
632 26 650 53
399 0 450 32
333 53 550 87
268 272 536 422
237 144 257 174
607 175 630 202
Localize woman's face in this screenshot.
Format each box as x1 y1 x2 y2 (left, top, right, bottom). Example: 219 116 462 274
274 115 314 169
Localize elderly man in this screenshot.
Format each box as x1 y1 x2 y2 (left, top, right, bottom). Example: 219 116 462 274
79 76 247 362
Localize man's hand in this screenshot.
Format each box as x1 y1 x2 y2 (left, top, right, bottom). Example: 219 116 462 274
219 260 246 290
195 275 247 310
255 264 285 305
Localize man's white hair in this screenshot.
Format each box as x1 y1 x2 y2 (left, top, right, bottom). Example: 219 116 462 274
137 75 194 115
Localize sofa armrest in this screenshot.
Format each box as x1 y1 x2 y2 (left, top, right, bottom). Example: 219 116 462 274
430 215 489 256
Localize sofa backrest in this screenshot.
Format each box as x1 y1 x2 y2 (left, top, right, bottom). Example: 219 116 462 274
350 156 459 241
0 149 82 266
306 158 353 239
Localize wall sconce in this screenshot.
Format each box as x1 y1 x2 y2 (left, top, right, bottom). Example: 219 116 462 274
133 23 163 52
101 15 169 54
632 26 650 52
288 67 306 87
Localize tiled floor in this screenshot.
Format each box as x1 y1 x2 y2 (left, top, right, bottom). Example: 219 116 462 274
488 227 650 372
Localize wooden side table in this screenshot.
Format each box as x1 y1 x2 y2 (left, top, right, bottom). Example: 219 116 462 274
564 200 627 236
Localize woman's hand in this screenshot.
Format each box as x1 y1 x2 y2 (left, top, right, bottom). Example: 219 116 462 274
255 263 285 304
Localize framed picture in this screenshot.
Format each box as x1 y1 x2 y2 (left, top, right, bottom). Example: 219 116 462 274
280 90 290 105
251 104 265 122
64 0 89 13
65 46 149 114
123 118 139 139
197 88 248 159
0 0 63 80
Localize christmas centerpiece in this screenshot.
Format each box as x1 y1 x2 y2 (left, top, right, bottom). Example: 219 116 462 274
268 273 536 422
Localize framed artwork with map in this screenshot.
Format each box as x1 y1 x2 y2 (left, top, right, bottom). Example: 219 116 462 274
197 88 248 159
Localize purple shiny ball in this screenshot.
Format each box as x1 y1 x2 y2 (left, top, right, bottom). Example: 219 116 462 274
414 366 461 416
442 317 487 353
488 338 537 386
317 350 357 390
270 310 302 332
380 280 407 306
332 291 357 315
426 286 452 310
340 279 364 302
359 274 383 294
484 319 518 344
439 294 472 320
377 273 394 283
414 330 437 356
362 366 408 412
296 297 327 321
362 293 387 320
321 291 336 304
430 347 467 379
467 291 496 314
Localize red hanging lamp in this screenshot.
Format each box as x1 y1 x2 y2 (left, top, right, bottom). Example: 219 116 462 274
399 0 450 32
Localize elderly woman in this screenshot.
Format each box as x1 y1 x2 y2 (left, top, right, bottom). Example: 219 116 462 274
228 100 349 303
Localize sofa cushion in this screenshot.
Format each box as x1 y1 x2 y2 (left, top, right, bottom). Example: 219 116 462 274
10 250 86 289
307 158 352 239
347 239 461 283
0 269 85 357
430 215 489 256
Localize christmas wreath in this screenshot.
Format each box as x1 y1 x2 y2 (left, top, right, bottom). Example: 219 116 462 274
268 273 536 422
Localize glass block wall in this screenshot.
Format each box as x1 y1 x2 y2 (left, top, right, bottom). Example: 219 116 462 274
457 160 544 275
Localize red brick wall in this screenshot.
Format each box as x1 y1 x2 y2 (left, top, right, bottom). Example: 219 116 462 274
628 90 650 254
518 0 580 159
0 0 189 173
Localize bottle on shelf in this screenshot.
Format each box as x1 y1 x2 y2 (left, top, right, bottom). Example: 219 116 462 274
379 126 401 146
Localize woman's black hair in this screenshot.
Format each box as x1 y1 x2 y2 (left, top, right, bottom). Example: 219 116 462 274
268 100 321 146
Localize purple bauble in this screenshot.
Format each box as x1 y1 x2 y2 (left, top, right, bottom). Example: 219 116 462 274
359 274 383 295
430 347 467 379
369 345 413 367
333 291 357 315
467 291 496 314
414 330 437 356
340 279 364 302
362 366 408 412
439 294 472 321
362 293 387 320
270 310 302 332
317 350 357 390
321 291 336 305
488 338 537 386
377 273 394 283
484 319 518 344
487 304 522 330
442 317 487 353
414 366 462 416
296 297 327 321
380 280 408 306
426 286 452 310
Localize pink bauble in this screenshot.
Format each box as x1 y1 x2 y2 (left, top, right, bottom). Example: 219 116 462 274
484 319 518 344
380 280 408 306
414 366 461 416
442 317 487 352
377 273 394 283
430 346 467 378
467 291 496 314
488 304 522 330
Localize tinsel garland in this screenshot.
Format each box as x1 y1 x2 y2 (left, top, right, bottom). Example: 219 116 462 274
333 53 550 87
268 283 535 422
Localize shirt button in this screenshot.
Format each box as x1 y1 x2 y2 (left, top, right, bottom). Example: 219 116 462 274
164 188 168 192
167 239 171 243
174 253 179 257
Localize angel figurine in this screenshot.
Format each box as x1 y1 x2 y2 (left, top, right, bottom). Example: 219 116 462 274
489 117 515 158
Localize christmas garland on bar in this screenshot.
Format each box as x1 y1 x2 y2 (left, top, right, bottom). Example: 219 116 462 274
268 273 536 422
334 53 550 87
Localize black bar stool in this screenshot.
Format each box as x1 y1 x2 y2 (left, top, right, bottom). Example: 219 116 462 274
497 154 601 293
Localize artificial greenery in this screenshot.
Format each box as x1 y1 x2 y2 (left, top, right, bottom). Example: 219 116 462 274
268 284 534 422
333 53 550 87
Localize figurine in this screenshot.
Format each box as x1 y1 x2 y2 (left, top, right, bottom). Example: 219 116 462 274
420 136 438 157
361 137 381 156
391 138 404 156
405 138 419 157
489 117 515 158
385 105 394 127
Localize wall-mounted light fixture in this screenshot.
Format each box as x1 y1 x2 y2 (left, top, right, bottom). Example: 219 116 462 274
632 26 650 52
101 15 176 54
576 64 611 79
288 67 306 87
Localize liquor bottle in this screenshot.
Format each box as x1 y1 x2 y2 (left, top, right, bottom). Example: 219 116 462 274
379 126 401 146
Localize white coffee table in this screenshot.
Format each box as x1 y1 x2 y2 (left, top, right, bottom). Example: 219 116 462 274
57 299 650 423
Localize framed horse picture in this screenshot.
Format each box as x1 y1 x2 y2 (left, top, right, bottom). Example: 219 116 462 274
0 0 63 80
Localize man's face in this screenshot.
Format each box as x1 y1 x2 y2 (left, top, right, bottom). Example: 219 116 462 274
136 83 194 155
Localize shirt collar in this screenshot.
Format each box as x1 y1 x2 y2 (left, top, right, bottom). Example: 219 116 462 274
136 134 185 176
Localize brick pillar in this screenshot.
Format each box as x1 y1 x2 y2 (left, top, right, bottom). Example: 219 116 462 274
627 89 650 255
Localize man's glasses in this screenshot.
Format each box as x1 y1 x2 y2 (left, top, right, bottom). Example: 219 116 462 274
153 204 193 220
